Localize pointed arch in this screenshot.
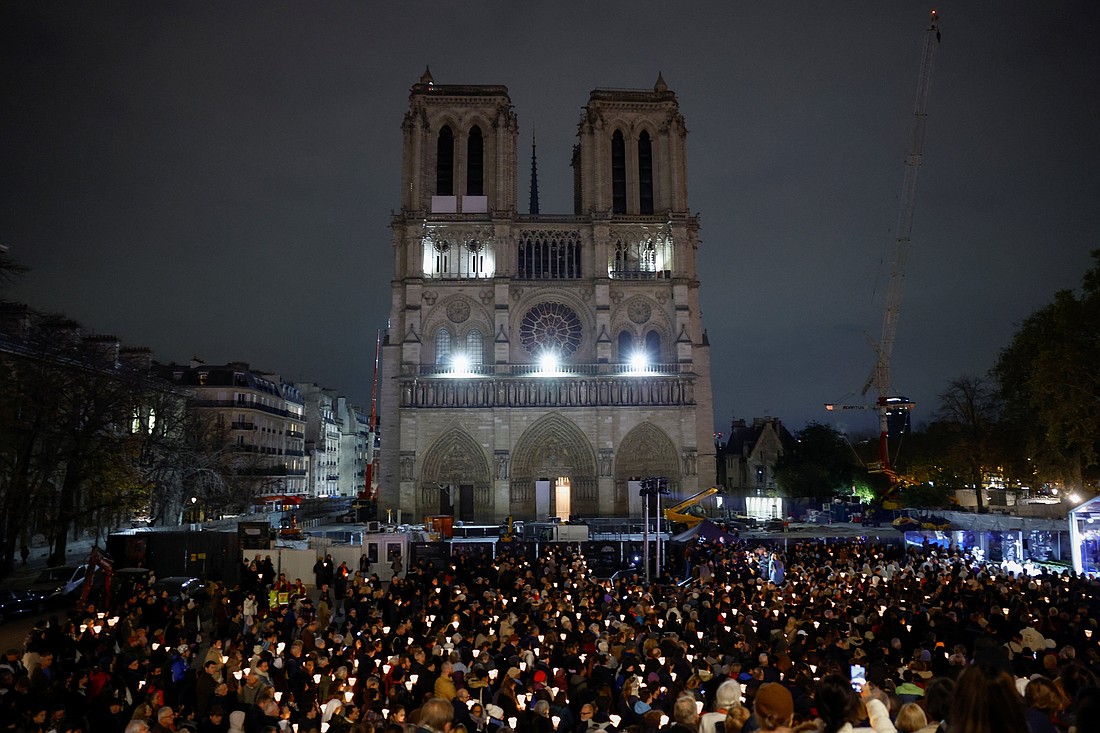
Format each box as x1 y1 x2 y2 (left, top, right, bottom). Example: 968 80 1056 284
466 329 484 365
467 125 484 196
645 330 661 361
419 428 493 518
510 413 598 517
611 129 626 214
618 330 634 362
437 125 455 196
435 327 452 365
614 423 681 512
638 130 654 214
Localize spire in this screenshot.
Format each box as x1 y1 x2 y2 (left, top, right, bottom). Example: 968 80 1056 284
419 66 434 85
528 129 540 216
654 71 668 92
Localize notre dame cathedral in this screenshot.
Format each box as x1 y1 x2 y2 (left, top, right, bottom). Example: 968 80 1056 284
379 70 716 523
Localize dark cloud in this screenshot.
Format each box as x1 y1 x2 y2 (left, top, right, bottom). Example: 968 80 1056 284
3 2 1098 434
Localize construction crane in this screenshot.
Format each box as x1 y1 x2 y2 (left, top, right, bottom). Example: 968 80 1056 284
829 10 940 474
353 330 382 521
664 486 722 530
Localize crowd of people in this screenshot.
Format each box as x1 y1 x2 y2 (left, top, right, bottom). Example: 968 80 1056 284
2 533 1100 733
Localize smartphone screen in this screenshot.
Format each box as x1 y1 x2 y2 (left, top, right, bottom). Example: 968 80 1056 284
850 664 866 692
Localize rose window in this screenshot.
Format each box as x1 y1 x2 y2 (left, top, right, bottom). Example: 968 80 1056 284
519 302 582 357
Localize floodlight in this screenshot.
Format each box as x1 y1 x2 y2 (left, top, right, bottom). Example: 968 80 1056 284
451 354 470 374
538 351 559 374
629 352 649 372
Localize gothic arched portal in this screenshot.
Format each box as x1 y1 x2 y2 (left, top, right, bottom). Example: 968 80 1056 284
613 423 681 512
419 429 492 520
510 413 598 518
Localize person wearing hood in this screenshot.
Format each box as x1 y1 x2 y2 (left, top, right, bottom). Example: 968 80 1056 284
226 710 245 733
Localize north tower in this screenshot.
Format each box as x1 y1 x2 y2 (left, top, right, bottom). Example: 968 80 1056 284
379 71 715 522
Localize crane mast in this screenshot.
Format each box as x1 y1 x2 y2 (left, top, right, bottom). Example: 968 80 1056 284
864 10 940 471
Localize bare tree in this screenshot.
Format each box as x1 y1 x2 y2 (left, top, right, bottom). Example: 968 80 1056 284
936 375 1000 512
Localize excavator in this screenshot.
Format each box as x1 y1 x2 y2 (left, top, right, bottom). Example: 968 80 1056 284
664 486 722 531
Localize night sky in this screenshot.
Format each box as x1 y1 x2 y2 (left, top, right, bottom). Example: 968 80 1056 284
3 2 1098 436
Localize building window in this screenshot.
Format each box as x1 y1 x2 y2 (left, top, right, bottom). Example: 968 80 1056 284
436 125 454 196
608 226 673 279
467 125 484 196
422 225 495 279
435 328 452 365
466 329 484 365
638 131 654 215
611 130 626 214
645 330 661 360
519 301 583 358
517 231 582 279
617 331 633 361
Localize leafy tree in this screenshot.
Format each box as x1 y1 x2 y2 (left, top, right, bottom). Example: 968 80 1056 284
774 422 857 500
898 482 955 509
995 250 1100 492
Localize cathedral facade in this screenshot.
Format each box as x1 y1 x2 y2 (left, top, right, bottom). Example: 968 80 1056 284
379 71 716 523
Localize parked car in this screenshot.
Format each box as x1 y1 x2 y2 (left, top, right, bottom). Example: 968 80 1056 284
27 565 88 604
152 576 206 603
0 589 47 623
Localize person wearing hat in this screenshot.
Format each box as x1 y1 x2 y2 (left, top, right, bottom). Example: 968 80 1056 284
89 694 130 732
754 681 795 733
168 645 190 689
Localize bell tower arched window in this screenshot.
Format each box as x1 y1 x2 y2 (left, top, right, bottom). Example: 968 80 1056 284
467 125 484 196
436 126 454 196
611 130 626 214
435 327 452 365
638 131 654 215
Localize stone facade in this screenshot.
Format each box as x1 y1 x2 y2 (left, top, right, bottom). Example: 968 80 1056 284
379 71 715 522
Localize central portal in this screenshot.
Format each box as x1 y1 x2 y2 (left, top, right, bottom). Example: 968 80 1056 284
534 476 572 521
511 414 599 519
554 477 571 521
